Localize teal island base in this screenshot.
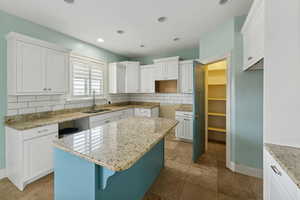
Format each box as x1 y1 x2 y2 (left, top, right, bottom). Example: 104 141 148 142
54 139 164 200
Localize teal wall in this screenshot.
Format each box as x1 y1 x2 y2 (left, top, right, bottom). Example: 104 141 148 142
199 17 263 169
133 47 199 65
0 10 128 169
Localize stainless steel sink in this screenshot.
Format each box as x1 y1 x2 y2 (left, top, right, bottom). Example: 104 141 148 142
83 109 111 114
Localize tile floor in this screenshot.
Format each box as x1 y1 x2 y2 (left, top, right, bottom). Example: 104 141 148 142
0 140 263 200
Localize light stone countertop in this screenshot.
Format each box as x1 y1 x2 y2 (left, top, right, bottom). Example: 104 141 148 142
53 117 178 171
265 143 300 188
5 103 160 131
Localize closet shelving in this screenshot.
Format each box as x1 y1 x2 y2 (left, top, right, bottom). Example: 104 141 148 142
205 60 227 143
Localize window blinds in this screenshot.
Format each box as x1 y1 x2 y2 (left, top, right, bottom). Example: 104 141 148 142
71 57 105 97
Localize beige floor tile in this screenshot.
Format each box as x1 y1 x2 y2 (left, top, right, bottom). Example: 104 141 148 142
180 182 218 200
150 171 185 200
217 167 257 199
185 164 218 192
0 141 262 200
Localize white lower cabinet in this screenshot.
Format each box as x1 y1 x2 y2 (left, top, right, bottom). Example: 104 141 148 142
23 133 57 181
89 109 135 128
264 149 300 200
134 107 159 117
6 124 58 191
175 111 193 141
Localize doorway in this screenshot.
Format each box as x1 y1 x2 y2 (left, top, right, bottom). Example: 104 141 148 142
204 59 230 168
192 57 231 168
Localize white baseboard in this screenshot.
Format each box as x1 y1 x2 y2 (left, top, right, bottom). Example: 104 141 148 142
230 162 263 178
0 168 6 180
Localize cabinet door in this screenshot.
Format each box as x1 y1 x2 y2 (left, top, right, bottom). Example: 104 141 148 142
269 173 294 200
117 64 126 93
154 63 165 80
185 118 193 140
242 0 264 70
16 41 46 94
175 117 184 139
140 65 155 93
165 60 179 80
125 62 140 93
180 62 193 93
140 66 149 93
23 132 57 181
45 49 68 93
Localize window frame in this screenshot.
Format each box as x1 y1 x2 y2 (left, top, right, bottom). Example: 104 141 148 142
68 54 107 101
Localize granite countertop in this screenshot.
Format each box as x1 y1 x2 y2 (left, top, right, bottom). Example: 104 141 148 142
53 117 178 171
5 103 160 131
176 104 193 112
265 143 300 188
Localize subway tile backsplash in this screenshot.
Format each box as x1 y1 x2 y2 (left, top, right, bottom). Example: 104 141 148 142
6 93 192 116
129 93 192 105
6 94 129 116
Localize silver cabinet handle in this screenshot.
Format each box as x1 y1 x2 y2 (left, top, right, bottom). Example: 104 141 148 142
248 56 253 61
43 88 47 91
48 88 52 91
271 165 282 176
38 129 49 133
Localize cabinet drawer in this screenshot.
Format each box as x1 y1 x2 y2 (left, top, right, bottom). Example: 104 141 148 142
89 112 117 123
22 124 58 140
265 150 298 200
176 111 193 118
135 108 151 117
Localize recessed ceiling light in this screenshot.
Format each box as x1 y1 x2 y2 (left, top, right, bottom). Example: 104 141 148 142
116 30 125 34
97 38 104 43
157 16 167 23
219 0 229 5
173 37 180 42
140 44 145 48
64 0 74 4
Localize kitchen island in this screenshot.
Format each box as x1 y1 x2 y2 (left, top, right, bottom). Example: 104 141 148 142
53 117 178 200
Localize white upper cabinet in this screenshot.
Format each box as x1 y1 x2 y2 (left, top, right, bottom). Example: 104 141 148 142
16 41 46 94
242 0 264 71
6 32 70 95
179 60 194 93
45 49 68 93
121 61 140 93
153 56 179 80
140 64 155 93
109 62 126 94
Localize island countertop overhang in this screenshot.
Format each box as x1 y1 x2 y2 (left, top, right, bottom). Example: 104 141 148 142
53 117 178 171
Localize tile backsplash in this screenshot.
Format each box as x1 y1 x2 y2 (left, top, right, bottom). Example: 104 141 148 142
6 93 192 116
129 93 192 105
6 94 129 116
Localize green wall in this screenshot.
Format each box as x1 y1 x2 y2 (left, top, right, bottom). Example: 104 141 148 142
132 47 199 65
199 17 263 169
0 10 128 169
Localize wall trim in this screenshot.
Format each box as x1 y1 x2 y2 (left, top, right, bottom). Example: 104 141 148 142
230 162 263 178
0 168 6 180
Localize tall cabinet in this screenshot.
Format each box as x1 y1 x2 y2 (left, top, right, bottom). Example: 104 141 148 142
6 32 70 95
179 60 193 93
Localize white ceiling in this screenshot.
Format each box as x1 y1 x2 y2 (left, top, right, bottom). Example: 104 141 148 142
0 0 253 58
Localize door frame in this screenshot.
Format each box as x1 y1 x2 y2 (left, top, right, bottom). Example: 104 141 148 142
197 53 232 170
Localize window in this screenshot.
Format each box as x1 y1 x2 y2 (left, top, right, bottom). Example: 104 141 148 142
70 56 105 98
